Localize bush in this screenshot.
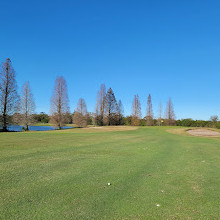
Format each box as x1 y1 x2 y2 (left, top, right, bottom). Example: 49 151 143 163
33 112 49 124
216 122 220 129
177 119 215 128
124 116 132 126
140 119 146 126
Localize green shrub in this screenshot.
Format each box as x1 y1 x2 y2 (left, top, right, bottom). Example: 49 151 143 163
216 122 220 129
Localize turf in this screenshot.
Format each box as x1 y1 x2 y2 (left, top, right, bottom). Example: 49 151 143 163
0 127 219 219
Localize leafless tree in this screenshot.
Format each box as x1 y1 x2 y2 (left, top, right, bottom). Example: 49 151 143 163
63 112 72 124
131 94 142 126
19 81 36 131
157 102 162 126
118 99 124 125
210 115 218 127
165 97 175 125
105 87 119 125
95 84 106 126
0 58 19 131
92 112 96 125
73 98 88 127
50 76 70 129
146 94 154 126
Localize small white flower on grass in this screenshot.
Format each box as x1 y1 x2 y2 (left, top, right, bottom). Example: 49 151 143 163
156 204 160 207
161 190 164 193
108 183 111 186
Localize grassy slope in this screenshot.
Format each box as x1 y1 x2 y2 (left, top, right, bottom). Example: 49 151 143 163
0 127 219 219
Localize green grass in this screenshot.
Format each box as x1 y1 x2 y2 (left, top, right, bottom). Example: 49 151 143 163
0 127 219 219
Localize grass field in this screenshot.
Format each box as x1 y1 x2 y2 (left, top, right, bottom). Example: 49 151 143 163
0 127 219 219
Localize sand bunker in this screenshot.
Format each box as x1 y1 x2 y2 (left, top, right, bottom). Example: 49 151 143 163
187 129 220 137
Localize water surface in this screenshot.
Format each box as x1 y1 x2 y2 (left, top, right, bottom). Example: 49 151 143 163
1 125 73 132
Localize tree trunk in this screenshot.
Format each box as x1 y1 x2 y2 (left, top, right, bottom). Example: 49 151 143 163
2 113 7 132
2 66 9 132
3 92 8 131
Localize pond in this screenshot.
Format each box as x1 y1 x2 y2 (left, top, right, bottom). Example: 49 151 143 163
0 125 73 132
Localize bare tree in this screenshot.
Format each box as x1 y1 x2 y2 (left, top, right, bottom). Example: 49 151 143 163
118 99 124 125
73 98 88 127
157 102 162 126
210 115 218 127
0 58 19 131
165 97 175 125
95 84 106 126
105 87 119 125
146 94 154 126
131 94 142 126
50 76 70 129
63 112 72 124
19 81 36 131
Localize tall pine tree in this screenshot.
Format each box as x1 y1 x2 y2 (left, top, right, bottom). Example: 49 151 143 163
105 87 119 125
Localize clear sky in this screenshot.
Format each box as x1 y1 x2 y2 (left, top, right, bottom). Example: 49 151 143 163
0 0 220 120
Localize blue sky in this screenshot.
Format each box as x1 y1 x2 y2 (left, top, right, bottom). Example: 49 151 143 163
0 0 220 120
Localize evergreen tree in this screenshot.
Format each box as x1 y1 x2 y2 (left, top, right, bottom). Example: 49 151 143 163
105 87 119 125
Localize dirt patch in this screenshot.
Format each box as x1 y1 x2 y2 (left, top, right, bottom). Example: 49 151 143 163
187 129 220 137
167 128 189 136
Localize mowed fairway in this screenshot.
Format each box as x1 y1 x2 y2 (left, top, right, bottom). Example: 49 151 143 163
0 127 219 219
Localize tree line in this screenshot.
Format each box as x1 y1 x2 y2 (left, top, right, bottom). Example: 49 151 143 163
0 58 183 131
176 116 220 128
